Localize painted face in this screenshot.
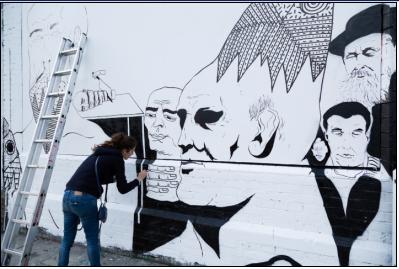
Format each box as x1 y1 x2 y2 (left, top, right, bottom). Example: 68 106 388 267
343 33 396 104
144 87 182 157
311 137 329 162
326 115 369 167
2 118 22 196
177 59 322 206
344 33 383 78
144 87 183 202
27 4 87 121
28 5 63 121
176 61 263 206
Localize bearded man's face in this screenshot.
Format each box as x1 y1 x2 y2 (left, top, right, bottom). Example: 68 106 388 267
343 33 396 105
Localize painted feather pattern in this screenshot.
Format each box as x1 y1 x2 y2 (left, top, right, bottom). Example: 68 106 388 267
217 3 334 92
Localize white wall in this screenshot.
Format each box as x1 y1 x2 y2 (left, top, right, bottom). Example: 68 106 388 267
2 2 396 266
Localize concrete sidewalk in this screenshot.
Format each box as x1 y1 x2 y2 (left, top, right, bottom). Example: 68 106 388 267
2 230 169 266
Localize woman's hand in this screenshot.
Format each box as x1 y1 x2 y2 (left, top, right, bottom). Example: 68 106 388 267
137 170 148 181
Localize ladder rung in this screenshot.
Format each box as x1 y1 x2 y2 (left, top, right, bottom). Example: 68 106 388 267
1 34 86 267
34 139 52 143
47 91 66 97
11 219 30 226
27 164 46 169
41 115 59 120
19 191 40 196
54 70 72 76
60 48 78 56
2 248 23 256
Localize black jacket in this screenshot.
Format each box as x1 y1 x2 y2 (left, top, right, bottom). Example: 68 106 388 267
66 146 139 198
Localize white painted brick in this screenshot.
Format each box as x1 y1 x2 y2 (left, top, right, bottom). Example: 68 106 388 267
2 3 394 266
350 240 392 265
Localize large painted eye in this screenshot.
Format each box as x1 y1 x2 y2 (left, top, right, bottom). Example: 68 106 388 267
5 140 15 155
177 109 187 129
194 107 223 130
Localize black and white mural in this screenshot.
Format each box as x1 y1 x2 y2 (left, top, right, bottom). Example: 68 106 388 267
8 2 394 266
314 102 391 266
330 4 396 177
307 4 396 266
73 70 116 113
26 4 108 155
132 3 395 266
2 118 22 230
144 86 182 201
2 118 22 198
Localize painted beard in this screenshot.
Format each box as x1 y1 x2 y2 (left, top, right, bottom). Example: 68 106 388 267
29 71 66 153
29 71 50 122
340 66 391 106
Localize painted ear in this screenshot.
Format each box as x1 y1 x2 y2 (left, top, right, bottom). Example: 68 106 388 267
366 131 370 142
324 133 329 142
321 123 328 141
248 108 280 158
366 115 373 140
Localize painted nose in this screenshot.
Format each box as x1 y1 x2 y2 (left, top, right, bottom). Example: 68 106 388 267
179 144 193 154
340 137 352 148
178 126 194 154
153 114 164 127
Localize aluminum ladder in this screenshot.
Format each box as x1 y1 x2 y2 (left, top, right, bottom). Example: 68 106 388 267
1 33 87 266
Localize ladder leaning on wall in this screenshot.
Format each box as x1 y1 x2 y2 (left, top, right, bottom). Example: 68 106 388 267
1 33 87 266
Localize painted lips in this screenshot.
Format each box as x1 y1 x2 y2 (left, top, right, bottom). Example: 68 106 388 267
337 153 355 159
149 133 167 140
181 160 204 175
181 160 203 165
181 168 193 175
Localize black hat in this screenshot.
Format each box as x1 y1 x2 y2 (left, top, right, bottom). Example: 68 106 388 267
329 4 396 57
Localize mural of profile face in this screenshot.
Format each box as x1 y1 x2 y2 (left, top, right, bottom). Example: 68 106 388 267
145 87 182 157
176 59 322 206
325 115 369 167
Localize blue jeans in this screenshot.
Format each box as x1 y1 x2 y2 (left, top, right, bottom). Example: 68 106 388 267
58 190 100 266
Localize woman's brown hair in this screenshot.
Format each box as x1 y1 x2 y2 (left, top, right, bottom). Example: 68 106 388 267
93 132 136 152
